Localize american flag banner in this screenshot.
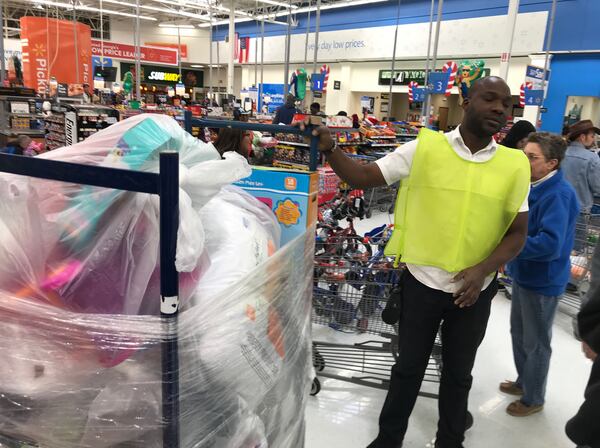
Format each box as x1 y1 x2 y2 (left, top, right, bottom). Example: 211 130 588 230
236 35 250 64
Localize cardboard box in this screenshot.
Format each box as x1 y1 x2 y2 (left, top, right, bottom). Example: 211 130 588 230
234 166 318 246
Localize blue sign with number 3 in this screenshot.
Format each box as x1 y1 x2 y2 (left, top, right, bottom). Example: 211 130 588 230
427 72 450 94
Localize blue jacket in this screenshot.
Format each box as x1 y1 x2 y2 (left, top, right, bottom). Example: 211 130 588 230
561 142 600 213
508 169 580 296
272 104 299 125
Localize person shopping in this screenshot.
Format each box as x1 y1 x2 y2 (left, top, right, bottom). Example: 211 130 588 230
272 94 299 125
561 120 600 213
566 242 600 448
501 120 536 150
500 133 579 417
302 77 530 448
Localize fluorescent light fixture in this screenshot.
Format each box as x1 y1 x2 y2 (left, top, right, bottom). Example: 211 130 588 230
158 23 196 28
257 0 299 9
199 0 387 26
100 0 211 21
190 64 204 67
31 0 158 20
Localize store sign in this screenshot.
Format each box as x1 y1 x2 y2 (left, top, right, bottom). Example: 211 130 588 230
524 89 544 106
119 63 203 87
413 88 425 103
379 68 489 87
20 17 92 92
334 80 341 90
427 72 450 94
93 40 178 66
379 69 427 86
311 73 325 92
259 83 285 114
145 42 188 59
525 64 549 91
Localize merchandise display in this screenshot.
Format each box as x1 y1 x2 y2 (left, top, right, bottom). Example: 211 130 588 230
0 114 313 447
234 166 319 246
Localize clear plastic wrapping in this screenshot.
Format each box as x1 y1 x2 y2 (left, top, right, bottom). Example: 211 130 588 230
0 114 314 447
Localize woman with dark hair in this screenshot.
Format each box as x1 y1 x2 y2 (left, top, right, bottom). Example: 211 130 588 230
213 127 252 159
502 120 536 150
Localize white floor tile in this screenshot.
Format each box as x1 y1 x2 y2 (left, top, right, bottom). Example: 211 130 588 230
307 212 592 447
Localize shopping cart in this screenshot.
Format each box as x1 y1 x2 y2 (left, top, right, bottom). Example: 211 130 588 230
499 213 600 318
311 227 443 398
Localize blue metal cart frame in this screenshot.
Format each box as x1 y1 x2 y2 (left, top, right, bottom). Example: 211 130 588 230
0 152 181 448
183 111 321 171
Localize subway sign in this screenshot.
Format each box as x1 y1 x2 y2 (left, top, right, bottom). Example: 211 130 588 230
147 71 181 82
120 62 204 87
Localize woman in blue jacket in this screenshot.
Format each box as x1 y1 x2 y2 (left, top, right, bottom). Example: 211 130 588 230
500 132 580 417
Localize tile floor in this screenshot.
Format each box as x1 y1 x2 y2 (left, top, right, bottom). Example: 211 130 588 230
305 213 593 448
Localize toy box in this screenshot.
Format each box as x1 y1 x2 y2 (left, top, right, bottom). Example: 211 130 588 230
234 166 318 246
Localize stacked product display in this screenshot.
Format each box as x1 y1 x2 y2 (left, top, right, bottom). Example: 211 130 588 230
0 114 313 447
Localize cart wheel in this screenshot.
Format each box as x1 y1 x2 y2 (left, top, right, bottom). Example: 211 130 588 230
466 411 474 431
379 206 388 212
313 350 326 372
310 377 321 396
503 288 512 300
365 208 373 219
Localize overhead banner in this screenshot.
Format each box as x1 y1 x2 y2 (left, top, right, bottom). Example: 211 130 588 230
91 40 178 66
20 17 92 92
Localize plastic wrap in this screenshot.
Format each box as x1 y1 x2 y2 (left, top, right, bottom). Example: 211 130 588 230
0 114 251 316
0 227 314 447
0 114 314 447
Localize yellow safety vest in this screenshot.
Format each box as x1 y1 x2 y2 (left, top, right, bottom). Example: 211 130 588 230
384 128 530 272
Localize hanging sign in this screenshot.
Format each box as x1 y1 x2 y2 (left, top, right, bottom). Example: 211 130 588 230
524 89 544 106
175 83 186 96
427 72 451 94
413 88 425 103
20 17 92 92
92 40 178 66
311 73 325 92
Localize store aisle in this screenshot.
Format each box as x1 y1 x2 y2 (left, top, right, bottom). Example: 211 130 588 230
306 216 591 448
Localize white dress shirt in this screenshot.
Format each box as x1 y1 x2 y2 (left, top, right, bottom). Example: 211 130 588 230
375 126 529 293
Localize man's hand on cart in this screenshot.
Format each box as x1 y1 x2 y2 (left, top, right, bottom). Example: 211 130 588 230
582 341 598 361
452 265 488 308
295 118 336 153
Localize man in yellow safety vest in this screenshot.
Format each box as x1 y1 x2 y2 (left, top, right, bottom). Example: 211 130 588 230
302 76 531 448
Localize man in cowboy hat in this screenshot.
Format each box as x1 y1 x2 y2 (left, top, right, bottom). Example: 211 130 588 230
562 119 600 213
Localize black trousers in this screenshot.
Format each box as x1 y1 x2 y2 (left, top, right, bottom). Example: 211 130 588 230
376 270 497 448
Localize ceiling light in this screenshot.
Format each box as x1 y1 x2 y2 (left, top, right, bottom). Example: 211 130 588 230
30 0 157 20
190 64 204 67
198 0 386 28
257 0 298 9
100 0 211 21
158 23 196 28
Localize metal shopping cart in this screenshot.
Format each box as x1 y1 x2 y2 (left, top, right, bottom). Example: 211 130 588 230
311 224 444 393
499 213 600 319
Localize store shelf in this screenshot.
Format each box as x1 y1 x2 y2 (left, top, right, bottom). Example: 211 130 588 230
369 143 399 147
0 128 45 136
366 135 397 139
396 133 419 137
337 142 363 146
277 141 310 147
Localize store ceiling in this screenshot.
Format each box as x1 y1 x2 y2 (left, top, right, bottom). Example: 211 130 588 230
2 0 373 37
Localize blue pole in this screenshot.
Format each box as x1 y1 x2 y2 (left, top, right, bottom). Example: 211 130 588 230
309 134 319 171
159 151 180 448
183 110 193 135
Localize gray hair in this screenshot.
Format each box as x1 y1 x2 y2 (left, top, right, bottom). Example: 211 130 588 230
526 132 567 168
